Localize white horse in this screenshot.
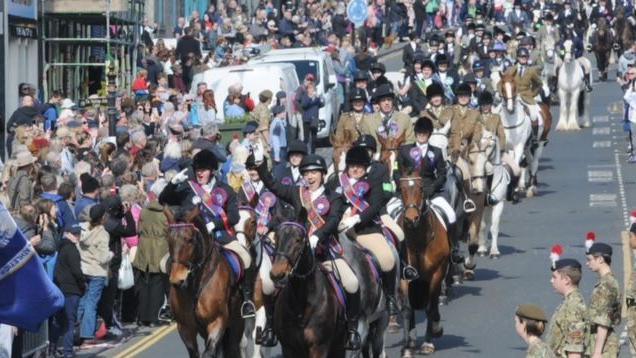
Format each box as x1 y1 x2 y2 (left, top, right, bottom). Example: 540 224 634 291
429 120 451 160
556 39 591 130
496 74 533 199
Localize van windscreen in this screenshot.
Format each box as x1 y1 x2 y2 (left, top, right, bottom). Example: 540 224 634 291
271 60 319 84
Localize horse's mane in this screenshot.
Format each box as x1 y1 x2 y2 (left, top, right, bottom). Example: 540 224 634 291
330 126 357 148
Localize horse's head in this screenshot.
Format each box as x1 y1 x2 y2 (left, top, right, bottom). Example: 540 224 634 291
378 131 405 172
270 221 311 284
330 130 355 173
562 39 574 63
499 72 517 113
165 205 206 287
399 170 425 226
467 130 497 194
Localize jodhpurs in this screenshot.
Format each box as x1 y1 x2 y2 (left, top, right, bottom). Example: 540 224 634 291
322 258 359 294
357 233 396 273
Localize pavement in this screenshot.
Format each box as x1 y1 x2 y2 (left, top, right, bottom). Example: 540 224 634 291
83 57 636 357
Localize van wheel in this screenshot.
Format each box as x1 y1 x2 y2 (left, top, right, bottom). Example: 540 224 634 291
317 116 336 147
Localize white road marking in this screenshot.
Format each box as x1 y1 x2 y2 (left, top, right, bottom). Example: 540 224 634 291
614 149 630 226
589 193 618 207
593 115 609 123
588 170 614 182
593 127 611 135
593 141 612 148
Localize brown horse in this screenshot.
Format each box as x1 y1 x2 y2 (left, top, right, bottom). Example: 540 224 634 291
378 131 406 174
270 221 346 358
166 206 244 358
397 171 450 357
329 127 357 177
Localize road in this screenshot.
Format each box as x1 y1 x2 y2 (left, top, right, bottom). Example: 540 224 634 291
98 53 636 357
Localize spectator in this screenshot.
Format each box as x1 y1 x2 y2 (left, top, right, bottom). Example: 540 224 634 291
269 105 287 165
7 151 37 211
40 173 80 235
75 173 100 220
298 75 324 154
201 89 221 126
252 90 273 150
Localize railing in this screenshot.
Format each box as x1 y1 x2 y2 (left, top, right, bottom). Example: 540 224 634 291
21 323 49 357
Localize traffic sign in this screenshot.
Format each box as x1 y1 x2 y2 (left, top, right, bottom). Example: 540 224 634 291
347 0 368 27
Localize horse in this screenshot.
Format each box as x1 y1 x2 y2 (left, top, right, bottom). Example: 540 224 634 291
556 39 591 130
539 28 560 104
496 72 533 201
589 19 614 81
269 221 346 358
165 206 244 358
328 127 357 179
397 170 450 357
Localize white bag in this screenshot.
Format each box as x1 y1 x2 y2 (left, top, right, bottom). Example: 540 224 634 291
117 253 135 290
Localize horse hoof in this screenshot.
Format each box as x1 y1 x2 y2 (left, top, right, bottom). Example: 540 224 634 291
511 192 520 204
490 252 501 259
431 325 444 338
401 349 416 358
477 250 487 257
439 295 448 306
418 343 435 355
464 269 475 281
526 187 535 198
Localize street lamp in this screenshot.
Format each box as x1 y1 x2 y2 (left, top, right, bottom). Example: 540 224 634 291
107 64 117 136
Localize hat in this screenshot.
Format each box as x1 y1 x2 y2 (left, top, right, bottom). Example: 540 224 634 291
370 62 386 74
515 304 548 322
463 73 477 84
299 154 327 173
420 59 436 70
550 244 581 271
630 210 636 224
436 54 450 66
426 83 445 99
89 203 107 223
445 29 455 37
355 135 377 152
287 140 308 156
60 98 76 110
14 151 37 168
584 232 596 253
80 173 100 194
455 83 472 97
271 105 285 116
276 91 287 99
414 116 434 134
243 121 259 134
517 47 530 58
168 120 184 134
588 242 612 258
354 71 369 82
493 42 507 52
473 61 485 71
479 91 494 106
520 36 534 46
192 149 218 171
305 74 316 82
350 88 368 103
372 84 395 102
346 146 371 167
544 12 554 21
259 90 273 101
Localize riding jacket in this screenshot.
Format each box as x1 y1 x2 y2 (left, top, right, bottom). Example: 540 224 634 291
448 105 483 157
327 171 384 236
501 64 543 105
397 143 447 198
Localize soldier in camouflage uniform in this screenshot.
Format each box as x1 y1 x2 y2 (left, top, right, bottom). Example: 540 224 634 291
628 222 636 352
546 257 587 358
514 304 556 358
252 90 273 152
585 242 621 358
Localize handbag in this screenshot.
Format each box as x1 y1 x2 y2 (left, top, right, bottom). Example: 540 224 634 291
117 253 135 290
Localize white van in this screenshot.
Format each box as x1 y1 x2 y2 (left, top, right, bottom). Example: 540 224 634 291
190 63 301 129
250 47 342 140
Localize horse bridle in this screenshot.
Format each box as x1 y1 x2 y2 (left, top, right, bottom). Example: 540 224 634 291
168 223 205 274
274 221 315 279
399 176 427 216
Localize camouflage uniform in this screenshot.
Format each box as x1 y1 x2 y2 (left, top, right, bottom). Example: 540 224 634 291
586 273 621 357
546 289 587 358
527 339 556 358
480 112 507 150
252 103 272 150
628 264 636 353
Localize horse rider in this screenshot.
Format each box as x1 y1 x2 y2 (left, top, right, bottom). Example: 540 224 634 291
159 149 257 319
424 83 454 159
329 145 400 316
461 74 480 109
561 27 593 92
519 36 543 68
253 152 363 351
478 91 506 153
472 61 495 98
345 72 373 113
503 47 545 141
273 139 307 185
237 158 268 207
369 61 394 94
537 13 560 55
493 42 514 73
400 57 440 113
335 88 370 142
371 84 415 147
435 54 459 103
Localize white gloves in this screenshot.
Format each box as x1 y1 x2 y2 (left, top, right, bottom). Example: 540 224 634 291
206 221 216 233
309 235 319 250
172 168 189 184
338 215 361 232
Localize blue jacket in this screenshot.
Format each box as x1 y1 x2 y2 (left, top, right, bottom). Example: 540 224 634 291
299 93 324 127
74 195 98 220
41 192 79 234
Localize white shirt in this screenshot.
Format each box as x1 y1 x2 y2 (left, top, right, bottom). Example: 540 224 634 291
202 178 217 193
291 167 300 182
253 180 264 193
310 186 325 201
417 143 429 156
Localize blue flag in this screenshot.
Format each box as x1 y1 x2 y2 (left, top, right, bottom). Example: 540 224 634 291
0 203 64 332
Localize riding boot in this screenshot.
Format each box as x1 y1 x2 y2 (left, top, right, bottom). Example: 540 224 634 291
381 269 399 316
584 73 592 92
531 123 539 143
399 241 419 281
240 267 256 318
344 291 362 351
257 299 278 347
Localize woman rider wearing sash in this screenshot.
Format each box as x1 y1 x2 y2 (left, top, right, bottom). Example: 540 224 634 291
159 149 257 319
330 146 399 315
252 152 363 351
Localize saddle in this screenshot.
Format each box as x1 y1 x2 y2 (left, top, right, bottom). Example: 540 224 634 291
221 249 244 283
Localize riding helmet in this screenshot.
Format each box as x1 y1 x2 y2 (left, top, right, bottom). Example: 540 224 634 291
192 149 218 171
346 146 371 167
519 36 534 47
287 140 308 156
371 84 395 103
516 47 530 58
349 88 368 103
455 82 473 97
370 62 386 74
478 91 494 106
426 82 445 99
355 135 377 152
435 54 450 67
414 116 434 134
299 154 327 173
544 12 554 22
420 58 437 71
353 71 369 82
463 73 477 84
472 61 485 71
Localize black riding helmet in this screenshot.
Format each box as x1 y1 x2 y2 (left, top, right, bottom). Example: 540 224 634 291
299 154 327 173
414 116 434 134
287 140 308 156
355 135 377 153
371 84 395 103
350 88 368 103
370 62 386 75
478 91 494 106
353 71 369 82
346 146 371 167
426 82 445 99
517 47 530 58
192 149 218 172
455 82 472 97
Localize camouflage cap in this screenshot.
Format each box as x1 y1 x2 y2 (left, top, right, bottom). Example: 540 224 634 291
516 304 548 322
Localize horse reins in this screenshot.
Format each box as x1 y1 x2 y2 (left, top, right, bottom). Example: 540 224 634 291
275 222 315 279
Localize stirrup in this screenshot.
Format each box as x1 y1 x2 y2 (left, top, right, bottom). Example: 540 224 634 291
241 301 256 318
402 265 419 281
463 199 476 213
344 329 361 351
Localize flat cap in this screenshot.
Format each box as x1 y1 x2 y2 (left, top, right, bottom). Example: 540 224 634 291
516 304 548 322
